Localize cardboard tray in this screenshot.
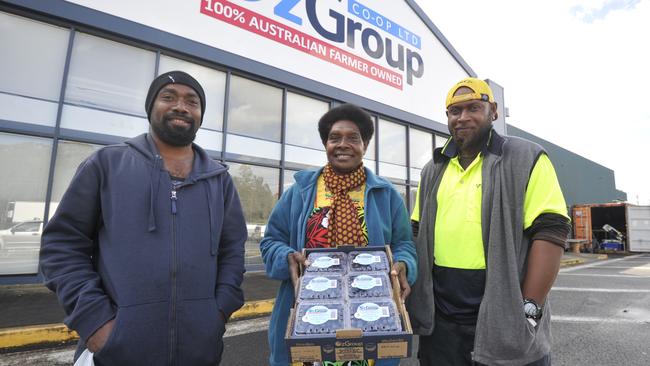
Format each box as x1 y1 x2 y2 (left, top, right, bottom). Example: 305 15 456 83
285 245 413 362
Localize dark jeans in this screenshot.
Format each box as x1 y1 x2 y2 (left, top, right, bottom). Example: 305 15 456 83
418 313 550 366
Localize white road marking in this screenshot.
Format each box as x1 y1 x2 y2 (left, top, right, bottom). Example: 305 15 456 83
552 287 650 293
0 348 76 365
552 315 650 324
560 254 644 273
225 316 270 337
558 273 650 278
615 260 650 264
594 266 650 269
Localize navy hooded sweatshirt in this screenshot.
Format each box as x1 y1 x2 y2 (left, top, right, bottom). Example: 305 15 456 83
40 133 247 365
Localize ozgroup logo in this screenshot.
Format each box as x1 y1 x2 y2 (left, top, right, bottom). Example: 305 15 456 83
335 340 363 347
201 0 425 90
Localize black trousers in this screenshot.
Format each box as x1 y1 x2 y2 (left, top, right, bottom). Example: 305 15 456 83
418 313 550 366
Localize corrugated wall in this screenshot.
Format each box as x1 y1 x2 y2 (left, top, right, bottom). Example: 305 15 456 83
507 125 627 206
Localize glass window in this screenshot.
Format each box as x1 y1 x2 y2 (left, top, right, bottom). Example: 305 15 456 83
12 221 41 233
285 145 326 168
409 128 433 183
285 92 329 150
194 128 223 153
435 135 449 149
60 104 149 138
363 118 377 173
49 140 103 218
284 92 329 166
283 169 300 193
64 32 156 116
410 167 423 183
365 134 376 161
0 12 69 127
158 55 226 133
228 163 280 268
0 93 60 128
362 158 376 174
378 119 406 180
225 134 281 162
227 76 282 141
0 12 68 101
0 133 52 275
410 129 433 169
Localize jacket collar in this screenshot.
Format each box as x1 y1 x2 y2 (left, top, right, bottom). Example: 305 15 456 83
434 128 505 163
125 133 227 180
124 133 228 233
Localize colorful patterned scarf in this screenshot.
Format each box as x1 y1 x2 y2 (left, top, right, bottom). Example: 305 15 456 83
322 163 367 246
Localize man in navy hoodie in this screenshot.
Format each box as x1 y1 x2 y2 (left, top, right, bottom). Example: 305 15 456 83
40 71 247 365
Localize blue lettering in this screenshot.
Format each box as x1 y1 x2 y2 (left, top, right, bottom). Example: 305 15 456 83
351 3 361 16
306 0 344 42
406 49 423 85
361 28 383 59
385 38 404 71
301 0 424 85
274 0 302 25
346 18 362 48
347 0 421 49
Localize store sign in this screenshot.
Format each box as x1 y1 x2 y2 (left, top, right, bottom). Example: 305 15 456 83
64 0 469 122
201 0 423 90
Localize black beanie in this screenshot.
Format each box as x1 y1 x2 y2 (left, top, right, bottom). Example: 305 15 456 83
145 70 206 125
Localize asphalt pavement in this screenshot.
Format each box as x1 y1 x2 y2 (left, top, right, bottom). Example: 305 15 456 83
550 253 650 366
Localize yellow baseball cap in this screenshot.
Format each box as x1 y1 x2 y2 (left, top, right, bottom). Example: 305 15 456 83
445 77 495 108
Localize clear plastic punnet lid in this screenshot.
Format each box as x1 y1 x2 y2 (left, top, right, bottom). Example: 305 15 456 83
347 272 392 299
349 299 402 334
293 301 346 336
305 252 347 273
298 273 344 300
348 250 389 272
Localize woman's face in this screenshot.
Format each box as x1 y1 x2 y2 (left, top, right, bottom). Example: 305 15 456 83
325 120 368 174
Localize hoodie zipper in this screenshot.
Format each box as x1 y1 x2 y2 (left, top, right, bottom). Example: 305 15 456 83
169 188 178 365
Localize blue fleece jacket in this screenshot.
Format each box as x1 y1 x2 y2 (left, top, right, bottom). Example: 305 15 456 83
40 133 247 365
260 167 417 366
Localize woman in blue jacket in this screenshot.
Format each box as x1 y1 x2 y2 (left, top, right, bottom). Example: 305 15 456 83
260 103 417 366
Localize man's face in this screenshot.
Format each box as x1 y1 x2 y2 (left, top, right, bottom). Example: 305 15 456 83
325 120 368 174
446 87 495 152
150 84 202 147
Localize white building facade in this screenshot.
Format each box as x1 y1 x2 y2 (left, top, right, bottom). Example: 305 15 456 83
0 0 485 281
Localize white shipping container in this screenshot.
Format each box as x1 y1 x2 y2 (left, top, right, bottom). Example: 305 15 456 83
627 205 650 252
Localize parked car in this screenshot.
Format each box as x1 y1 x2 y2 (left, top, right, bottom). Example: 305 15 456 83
0 220 43 253
246 224 266 241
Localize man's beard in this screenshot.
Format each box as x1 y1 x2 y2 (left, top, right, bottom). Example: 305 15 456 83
151 114 197 147
451 120 492 152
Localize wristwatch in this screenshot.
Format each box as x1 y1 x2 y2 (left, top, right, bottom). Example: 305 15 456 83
523 298 542 319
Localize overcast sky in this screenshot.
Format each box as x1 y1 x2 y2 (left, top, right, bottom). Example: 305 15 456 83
418 0 650 205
